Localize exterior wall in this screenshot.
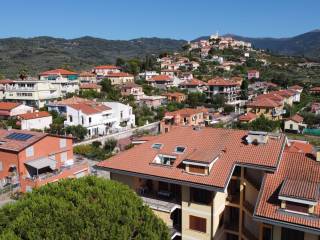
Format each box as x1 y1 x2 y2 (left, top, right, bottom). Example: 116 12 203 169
110 173 139 190
181 185 213 240
0 151 19 187
109 76 134 85
284 120 307 132
94 68 121 76
153 209 173 228
103 102 135 128
21 116 52 130
305 233 319 240
10 105 33 116
246 105 283 120
64 106 115 137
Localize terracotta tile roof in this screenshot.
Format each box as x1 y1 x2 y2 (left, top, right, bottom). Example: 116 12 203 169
79 71 95 77
180 78 207 86
286 141 314 154
254 152 320 232
0 79 14 84
248 69 259 73
97 127 286 190
271 90 297 98
165 107 207 118
238 112 257 122
94 65 120 70
207 77 239 86
40 69 77 76
67 102 111 115
255 93 284 102
0 129 47 152
106 72 133 77
0 102 21 110
19 111 51 120
288 114 304 123
148 75 172 82
247 98 282 108
289 85 303 90
51 97 94 106
163 92 186 98
310 87 320 92
279 179 319 202
80 83 101 89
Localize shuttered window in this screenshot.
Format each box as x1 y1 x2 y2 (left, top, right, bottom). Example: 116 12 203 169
189 215 206 233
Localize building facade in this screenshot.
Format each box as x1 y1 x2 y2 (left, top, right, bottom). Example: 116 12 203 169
97 127 320 240
0 129 89 192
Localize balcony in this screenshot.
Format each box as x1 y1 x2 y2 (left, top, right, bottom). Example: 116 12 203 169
272 109 286 116
139 191 181 213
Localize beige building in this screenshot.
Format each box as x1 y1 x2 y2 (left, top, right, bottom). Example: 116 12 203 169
97 127 320 240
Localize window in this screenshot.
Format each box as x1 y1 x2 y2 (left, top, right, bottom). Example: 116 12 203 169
290 124 293 130
153 154 176 166
286 201 309 214
189 165 206 174
262 226 273 240
152 143 163 150
281 227 304 240
60 152 67 162
120 111 123 119
81 116 84 125
0 161 2 171
89 117 92 123
69 115 73 122
174 146 185 153
60 138 67 148
190 188 212 205
26 146 34 157
189 215 206 233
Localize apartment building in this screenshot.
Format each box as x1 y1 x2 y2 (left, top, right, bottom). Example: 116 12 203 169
147 75 174 89
160 107 208 133
64 102 117 138
206 78 240 105
93 65 121 77
4 79 60 108
180 78 208 93
0 129 89 192
97 127 320 240
79 71 97 83
39 69 80 96
104 72 135 85
120 83 145 100
18 111 52 131
103 101 135 129
163 92 187 103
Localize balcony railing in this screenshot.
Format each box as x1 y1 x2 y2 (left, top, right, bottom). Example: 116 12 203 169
138 191 181 213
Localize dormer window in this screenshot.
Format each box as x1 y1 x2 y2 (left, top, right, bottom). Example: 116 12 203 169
279 179 319 215
153 154 176 166
152 143 163 150
174 146 186 153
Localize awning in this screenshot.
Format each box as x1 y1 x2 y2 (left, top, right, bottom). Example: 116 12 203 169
25 158 56 170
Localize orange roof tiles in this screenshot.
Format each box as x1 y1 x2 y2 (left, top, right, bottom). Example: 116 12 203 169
238 112 257 122
0 129 47 152
106 72 133 77
40 69 77 76
289 114 304 123
0 102 21 110
67 102 111 115
148 75 172 82
97 127 286 191
51 97 94 106
289 85 303 91
94 65 120 70
180 78 207 86
165 108 207 118
80 83 101 89
19 111 51 120
254 152 320 232
286 141 314 154
279 179 319 202
247 98 282 108
207 77 239 86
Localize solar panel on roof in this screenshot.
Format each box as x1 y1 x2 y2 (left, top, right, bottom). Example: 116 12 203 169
6 132 33 141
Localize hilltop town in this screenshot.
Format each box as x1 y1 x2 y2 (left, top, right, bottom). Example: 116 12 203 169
0 32 319 240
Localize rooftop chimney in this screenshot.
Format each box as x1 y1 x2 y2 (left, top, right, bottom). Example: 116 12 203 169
246 131 269 145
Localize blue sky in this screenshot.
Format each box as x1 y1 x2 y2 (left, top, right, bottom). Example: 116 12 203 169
0 0 319 40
